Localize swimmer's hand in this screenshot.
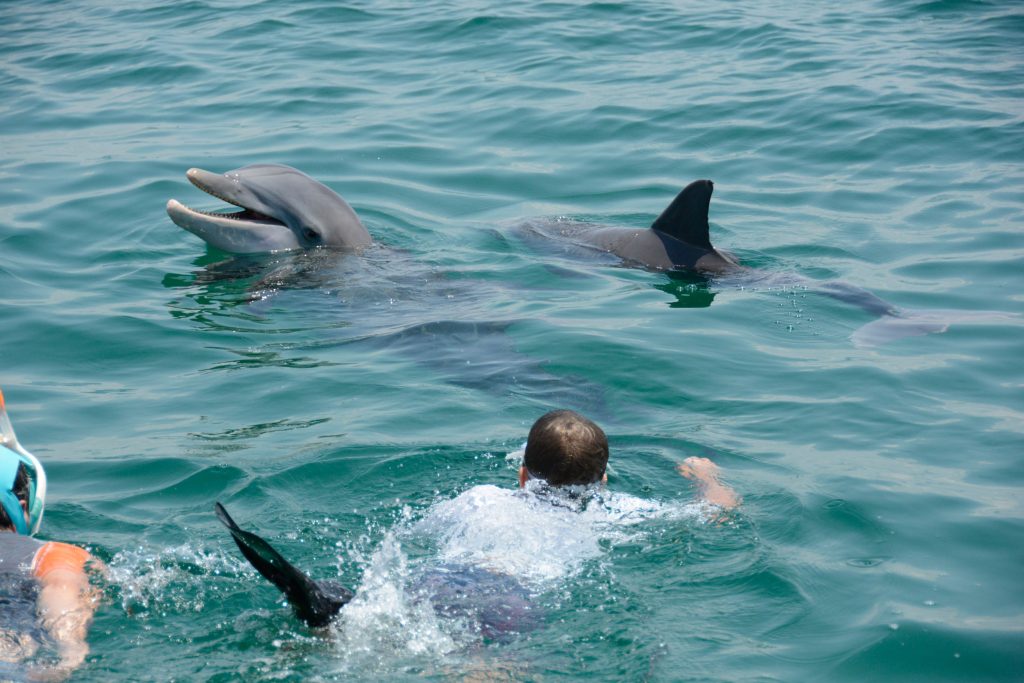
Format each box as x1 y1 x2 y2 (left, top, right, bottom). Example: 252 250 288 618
677 457 739 510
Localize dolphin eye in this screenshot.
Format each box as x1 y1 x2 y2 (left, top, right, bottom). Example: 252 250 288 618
303 227 320 242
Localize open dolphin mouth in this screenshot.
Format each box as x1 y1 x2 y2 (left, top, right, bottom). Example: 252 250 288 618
168 168 282 230
167 167 303 253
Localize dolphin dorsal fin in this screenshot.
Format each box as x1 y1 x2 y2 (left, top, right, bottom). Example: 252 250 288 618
651 179 714 249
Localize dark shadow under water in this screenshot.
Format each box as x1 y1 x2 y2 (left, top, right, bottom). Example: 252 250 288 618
162 246 611 418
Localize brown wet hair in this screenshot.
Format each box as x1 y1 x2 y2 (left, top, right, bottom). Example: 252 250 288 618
523 410 608 486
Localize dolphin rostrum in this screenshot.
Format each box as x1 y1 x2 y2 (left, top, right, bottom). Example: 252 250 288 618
167 164 372 253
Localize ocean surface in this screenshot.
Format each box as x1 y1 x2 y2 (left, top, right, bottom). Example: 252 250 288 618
1 0 1022 680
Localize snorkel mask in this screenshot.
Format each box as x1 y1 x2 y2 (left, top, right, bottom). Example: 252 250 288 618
0 389 47 535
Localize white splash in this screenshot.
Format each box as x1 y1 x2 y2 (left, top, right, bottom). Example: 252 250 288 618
411 482 701 586
328 533 465 674
107 544 244 617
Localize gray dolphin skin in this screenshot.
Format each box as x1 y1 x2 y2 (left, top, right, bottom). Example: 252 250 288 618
167 164 372 253
579 179 739 273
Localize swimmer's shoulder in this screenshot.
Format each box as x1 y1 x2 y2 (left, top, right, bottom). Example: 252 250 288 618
32 541 90 579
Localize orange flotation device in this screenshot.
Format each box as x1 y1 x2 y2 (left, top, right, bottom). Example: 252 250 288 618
32 541 89 579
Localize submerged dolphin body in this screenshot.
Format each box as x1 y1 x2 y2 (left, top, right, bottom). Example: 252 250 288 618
215 503 352 627
167 164 372 253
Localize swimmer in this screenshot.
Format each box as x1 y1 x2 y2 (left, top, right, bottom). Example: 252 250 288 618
0 389 101 677
216 409 738 632
520 409 738 509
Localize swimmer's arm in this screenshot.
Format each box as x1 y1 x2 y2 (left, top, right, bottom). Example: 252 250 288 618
35 553 102 672
677 456 739 510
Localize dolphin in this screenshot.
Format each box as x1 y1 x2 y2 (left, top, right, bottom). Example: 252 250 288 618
540 180 1001 346
167 164 372 253
215 502 352 627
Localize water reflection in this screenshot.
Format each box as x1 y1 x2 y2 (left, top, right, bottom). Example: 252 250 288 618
653 271 717 309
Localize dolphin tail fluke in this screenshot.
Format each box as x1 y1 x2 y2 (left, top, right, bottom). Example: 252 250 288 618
214 502 352 627
850 308 1018 348
815 280 947 346
815 281 1015 347
651 179 715 249
851 312 949 347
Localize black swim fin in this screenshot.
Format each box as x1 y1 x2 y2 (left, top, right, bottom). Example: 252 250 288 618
214 502 353 627
651 179 714 250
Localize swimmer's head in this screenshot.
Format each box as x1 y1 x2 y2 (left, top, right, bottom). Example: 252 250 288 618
520 410 609 487
0 389 47 535
0 458 32 534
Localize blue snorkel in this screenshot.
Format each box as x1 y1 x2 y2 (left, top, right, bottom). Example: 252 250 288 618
0 389 47 536
1 448 30 534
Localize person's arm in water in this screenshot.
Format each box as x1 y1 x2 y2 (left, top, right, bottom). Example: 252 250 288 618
677 456 739 510
33 542 100 672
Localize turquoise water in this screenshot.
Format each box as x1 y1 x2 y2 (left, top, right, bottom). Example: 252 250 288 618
2 0 1023 680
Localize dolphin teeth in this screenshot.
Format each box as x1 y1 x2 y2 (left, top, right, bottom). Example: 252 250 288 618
172 200 283 226
192 207 279 223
